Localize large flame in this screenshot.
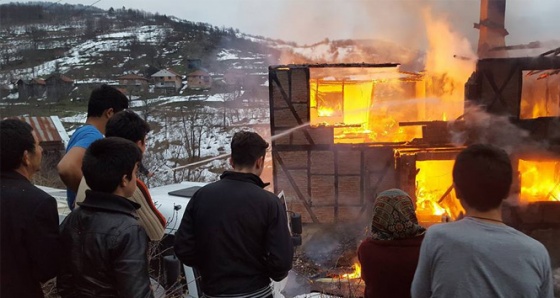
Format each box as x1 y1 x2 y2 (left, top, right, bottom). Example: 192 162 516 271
518 159 560 203
415 160 465 222
307 11 475 144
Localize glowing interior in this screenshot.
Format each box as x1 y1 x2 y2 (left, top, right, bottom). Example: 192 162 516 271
415 160 465 222
518 159 560 202
309 67 464 144
520 70 560 119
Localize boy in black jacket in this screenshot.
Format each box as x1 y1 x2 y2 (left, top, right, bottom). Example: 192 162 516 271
57 137 154 298
174 131 293 298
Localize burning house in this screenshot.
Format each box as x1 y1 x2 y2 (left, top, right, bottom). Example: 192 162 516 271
268 48 560 291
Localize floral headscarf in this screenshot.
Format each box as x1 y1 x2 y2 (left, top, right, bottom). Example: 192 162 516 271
370 189 426 240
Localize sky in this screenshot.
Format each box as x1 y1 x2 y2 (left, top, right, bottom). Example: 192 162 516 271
41 0 560 49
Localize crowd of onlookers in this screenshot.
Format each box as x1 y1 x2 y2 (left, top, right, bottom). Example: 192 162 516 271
0 84 556 298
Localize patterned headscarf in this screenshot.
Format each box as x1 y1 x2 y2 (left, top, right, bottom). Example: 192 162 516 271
370 189 426 240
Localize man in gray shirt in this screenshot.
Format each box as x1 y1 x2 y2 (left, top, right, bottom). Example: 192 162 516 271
411 144 553 298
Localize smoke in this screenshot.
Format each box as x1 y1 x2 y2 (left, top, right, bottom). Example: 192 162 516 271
449 104 545 154
263 0 558 47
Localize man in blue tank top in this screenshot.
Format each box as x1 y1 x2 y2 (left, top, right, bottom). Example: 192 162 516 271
57 84 128 209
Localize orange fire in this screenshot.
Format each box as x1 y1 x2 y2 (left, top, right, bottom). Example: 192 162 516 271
520 70 560 119
341 263 361 279
518 159 560 203
415 160 465 222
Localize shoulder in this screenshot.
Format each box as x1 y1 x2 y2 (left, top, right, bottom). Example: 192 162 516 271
72 125 102 138
68 126 103 149
16 182 56 204
422 221 466 243
507 229 549 254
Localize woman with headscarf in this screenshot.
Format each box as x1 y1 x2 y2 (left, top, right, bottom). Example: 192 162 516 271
358 189 426 298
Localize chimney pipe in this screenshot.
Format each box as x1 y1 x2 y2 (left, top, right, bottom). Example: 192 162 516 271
475 0 509 58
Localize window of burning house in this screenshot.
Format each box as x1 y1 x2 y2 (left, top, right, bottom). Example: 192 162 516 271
517 159 560 203
520 70 560 119
309 67 425 144
415 159 465 222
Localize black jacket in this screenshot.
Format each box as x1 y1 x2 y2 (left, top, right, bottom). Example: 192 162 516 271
57 190 154 298
174 171 294 296
0 171 61 298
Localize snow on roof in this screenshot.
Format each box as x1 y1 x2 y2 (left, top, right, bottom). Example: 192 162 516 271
151 69 181 78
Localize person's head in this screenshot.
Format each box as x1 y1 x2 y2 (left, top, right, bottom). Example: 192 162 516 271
370 189 425 240
87 84 128 118
453 144 513 212
105 110 151 153
230 131 269 176
82 137 142 197
0 119 42 178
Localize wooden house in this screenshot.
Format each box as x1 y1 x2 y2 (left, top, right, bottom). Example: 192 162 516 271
45 73 74 102
151 69 182 93
186 69 212 90
17 78 46 100
117 74 149 93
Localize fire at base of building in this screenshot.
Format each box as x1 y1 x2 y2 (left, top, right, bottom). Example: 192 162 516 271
268 51 560 272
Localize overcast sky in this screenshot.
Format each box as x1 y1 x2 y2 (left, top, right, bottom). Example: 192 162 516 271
58 0 559 49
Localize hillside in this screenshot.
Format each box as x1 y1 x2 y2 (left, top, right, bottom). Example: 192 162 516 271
0 2 427 188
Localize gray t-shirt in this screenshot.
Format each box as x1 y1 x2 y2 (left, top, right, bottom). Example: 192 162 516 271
411 217 553 298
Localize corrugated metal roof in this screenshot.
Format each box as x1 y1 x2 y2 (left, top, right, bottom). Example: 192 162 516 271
16 116 63 143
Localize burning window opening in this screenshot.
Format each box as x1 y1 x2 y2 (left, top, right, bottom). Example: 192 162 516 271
415 159 465 223
309 67 466 144
518 159 560 203
520 69 560 119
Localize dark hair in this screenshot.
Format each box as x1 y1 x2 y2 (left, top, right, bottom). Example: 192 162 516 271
230 131 269 168
105 110 150 143
0 119 35 171
452 144 512 211
82 137 142 193
87 84 129 117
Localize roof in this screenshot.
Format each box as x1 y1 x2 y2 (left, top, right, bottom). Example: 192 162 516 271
166 68 181 76
117 74 149 81
187 69 210 77
151 69 181 78
14 116 69 145
45 74 74 83
17 78 46 85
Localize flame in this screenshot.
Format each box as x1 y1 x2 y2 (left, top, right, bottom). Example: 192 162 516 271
306 12 475 146
341 263 361 279
415 160 465 222
520 70 560 119
518 160 560 202
318 107 335 117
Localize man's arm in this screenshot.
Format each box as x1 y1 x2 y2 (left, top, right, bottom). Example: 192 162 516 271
113 225 154 298
174 200 198 267
27 197 60 282
264 199 294 281
57 146 87 193
411 232 434 298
